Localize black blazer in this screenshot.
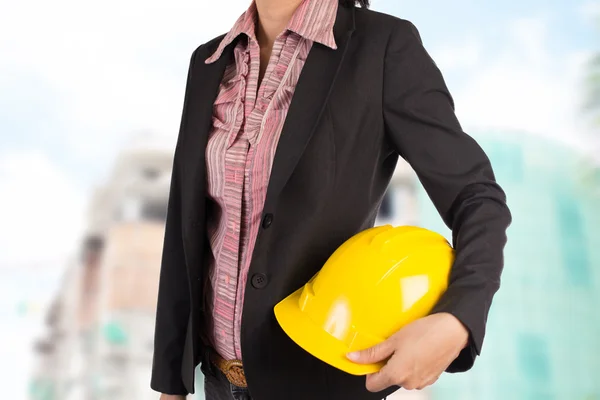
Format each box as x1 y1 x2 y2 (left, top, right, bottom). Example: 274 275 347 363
150 4 511 400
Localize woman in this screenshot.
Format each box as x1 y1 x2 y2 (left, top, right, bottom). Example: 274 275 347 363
151 0 511 399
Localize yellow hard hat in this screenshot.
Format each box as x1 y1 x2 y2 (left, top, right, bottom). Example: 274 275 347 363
274 225 454 376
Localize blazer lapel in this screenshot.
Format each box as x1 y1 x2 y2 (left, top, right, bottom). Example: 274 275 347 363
178 41 234 395
181 41 232 230
263 5 356 209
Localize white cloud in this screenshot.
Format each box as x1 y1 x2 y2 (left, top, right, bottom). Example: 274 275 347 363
433 38 482 71
0 0 251 159
0 151 86 267
580 0 600 22
508 16 549 64
439 16 592 152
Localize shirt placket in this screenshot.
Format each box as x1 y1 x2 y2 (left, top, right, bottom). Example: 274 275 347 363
212 49 252 360
231 41 263 360
232 34 299 360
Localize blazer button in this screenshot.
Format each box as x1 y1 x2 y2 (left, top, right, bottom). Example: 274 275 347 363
262 213 274 229
251 273 268 289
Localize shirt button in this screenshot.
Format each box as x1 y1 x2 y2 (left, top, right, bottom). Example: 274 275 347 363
251 273 268 289
262 213 274 229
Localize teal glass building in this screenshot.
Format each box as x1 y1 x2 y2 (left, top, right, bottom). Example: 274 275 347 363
417 131 600 400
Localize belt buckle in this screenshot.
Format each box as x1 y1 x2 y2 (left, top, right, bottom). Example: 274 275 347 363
223 359 247 388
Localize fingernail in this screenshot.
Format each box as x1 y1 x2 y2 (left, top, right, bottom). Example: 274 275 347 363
347 352 359 361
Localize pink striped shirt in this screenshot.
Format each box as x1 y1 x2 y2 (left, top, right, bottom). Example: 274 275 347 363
203 0 338 361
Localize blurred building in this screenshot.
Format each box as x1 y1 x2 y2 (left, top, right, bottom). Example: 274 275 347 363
29 257 83 400
29 132 179 400
410 131 600 400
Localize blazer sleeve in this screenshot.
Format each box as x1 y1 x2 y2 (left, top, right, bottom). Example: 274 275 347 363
150 47 200 395
382 20 512 372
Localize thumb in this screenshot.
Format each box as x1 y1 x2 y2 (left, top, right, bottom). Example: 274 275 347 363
346 340 395 364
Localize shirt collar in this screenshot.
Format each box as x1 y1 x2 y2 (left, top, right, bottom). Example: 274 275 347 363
205 0 338 64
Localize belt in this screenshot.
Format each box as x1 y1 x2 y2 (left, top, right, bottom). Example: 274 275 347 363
209 350 248 388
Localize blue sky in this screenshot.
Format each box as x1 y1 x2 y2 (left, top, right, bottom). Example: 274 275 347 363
0 0 597 268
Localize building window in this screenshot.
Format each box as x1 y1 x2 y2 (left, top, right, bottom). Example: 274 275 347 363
482 139 524 184
120 197 141 221
141 200 168 222
378 189 394 220
142 167 160 181
517 333 551 383
555 193 590 287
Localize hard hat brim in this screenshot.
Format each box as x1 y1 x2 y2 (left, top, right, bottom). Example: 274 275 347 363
274 286 385 376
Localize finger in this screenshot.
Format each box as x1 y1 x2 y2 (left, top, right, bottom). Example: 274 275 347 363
416 374 440 390
365 367 396 393
347 340 395 364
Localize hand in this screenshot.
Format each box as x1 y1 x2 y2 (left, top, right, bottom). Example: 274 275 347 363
346 312 469 392
159 395 186 400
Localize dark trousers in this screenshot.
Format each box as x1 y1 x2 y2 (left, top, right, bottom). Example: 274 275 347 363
201 360 252 400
